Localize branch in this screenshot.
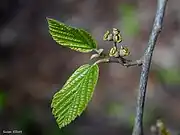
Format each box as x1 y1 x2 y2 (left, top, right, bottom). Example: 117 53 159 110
108 57 143 67
93 56 143 67
132 0 168 135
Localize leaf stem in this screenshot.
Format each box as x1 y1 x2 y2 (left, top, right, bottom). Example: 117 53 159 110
94 58 110 65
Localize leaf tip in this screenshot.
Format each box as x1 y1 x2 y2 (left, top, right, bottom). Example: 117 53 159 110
46 17 54 25
46 17 51 22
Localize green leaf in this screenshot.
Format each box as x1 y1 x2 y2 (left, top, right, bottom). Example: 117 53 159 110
47 18 97 52
51 64 99 128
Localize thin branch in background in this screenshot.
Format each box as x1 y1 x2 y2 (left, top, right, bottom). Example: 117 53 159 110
132 0 168 135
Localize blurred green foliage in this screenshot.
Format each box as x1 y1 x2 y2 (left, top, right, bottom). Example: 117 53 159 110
49 123 73 135
107 102 123 117
15 108 35 128
0 91 6 112
158 68 180 84
106 102 154 128
119 4 140 37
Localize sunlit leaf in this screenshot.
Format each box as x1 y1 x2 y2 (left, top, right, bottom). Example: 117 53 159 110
51 64 99 128
47 18 97 52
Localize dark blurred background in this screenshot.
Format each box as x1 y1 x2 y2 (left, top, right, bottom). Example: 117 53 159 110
0 0 180 135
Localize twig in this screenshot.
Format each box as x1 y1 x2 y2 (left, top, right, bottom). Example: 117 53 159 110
132 0 168 135
108 57 143 67
92 55 143 67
